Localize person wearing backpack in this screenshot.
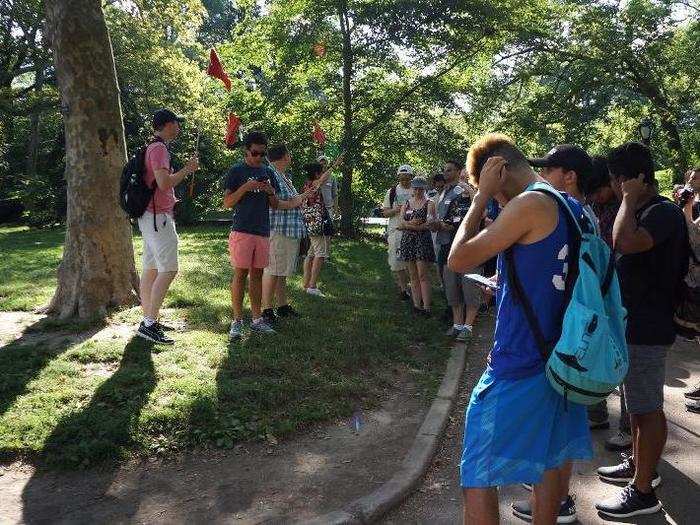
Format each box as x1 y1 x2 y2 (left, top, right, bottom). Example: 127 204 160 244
448 134 592 525
381 165 413 300
136 109 198 344
595 142 688 518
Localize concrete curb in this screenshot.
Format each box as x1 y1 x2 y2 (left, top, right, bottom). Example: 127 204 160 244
299 344 468 525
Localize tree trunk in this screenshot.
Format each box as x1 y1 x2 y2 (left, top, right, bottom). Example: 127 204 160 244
658 117 688 183
338 1 354 236
45 0 139 319
25 68 44 180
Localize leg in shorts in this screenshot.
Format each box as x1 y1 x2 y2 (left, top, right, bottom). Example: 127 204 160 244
388 229 407 271
228 231 270 269
264 234 300 277
443 266 482 307
138 212 179 272
460 370 592 488
623 344 669 415
306 236 330 259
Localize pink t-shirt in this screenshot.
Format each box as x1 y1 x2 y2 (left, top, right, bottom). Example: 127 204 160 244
144 142 177 215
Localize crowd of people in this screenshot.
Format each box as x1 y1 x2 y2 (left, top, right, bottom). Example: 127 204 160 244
133 109 341 344
130 109 699 524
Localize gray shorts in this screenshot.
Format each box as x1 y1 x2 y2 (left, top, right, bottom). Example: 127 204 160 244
443 266 482 308
623 344 668 415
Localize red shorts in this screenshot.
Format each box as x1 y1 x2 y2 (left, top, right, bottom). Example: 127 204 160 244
228 231 270 269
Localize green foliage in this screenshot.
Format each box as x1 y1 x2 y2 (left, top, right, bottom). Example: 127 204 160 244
1 0 697 224
0 225 450 467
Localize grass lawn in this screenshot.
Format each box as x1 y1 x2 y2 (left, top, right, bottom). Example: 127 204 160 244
0 225 451 468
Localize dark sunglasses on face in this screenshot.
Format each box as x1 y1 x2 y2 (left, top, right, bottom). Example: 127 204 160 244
248 149 267 157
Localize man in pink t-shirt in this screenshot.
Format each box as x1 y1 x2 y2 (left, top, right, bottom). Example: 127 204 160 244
136 109 198 345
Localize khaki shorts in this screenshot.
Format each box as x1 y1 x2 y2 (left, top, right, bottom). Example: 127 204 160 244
388 229 407 271
306 235 330 258
138 212 179 272
264 234 300 277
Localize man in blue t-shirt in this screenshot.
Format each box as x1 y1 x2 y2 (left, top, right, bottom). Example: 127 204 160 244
448 134 592 525
224 131 280 340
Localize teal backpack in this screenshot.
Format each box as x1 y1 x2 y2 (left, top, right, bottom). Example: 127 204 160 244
506 183 628 405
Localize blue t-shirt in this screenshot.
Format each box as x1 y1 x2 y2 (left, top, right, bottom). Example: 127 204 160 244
224 162 280 237
489 191 583 380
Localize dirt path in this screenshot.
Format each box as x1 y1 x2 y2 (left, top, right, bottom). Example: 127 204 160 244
384 330 700 525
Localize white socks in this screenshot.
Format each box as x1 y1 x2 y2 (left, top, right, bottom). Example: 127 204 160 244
143 317 156 327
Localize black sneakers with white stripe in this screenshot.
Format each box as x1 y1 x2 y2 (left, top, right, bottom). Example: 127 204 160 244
137 321 174 345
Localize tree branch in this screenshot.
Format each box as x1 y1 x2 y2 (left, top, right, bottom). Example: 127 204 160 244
353 36 486 146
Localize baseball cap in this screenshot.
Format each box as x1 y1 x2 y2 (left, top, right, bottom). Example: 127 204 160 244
152 109 185 129
397 164 414 176
410 177 428 189
528 144 593 178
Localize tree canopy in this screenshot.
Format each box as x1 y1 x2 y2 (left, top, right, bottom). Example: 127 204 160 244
1 0 698 227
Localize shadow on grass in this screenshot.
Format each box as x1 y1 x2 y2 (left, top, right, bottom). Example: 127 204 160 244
0 319 106 424
21 337 156 522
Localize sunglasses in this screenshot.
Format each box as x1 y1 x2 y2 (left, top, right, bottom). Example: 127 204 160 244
248 149 267 157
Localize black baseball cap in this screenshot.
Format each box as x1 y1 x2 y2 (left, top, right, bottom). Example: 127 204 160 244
528 144 593 179
152 109 185 129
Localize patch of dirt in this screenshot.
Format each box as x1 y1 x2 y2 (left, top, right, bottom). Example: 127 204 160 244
0 312 45 346
0 367 432 524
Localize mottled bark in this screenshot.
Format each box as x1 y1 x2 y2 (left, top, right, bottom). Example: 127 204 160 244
45 0 138 319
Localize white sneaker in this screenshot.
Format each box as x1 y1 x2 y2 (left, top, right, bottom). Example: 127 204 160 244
306 287 326 297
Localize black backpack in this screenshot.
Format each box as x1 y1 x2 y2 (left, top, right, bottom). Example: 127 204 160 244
119 138 164 220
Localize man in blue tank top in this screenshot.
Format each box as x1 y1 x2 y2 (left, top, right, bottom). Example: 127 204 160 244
448 134 592 524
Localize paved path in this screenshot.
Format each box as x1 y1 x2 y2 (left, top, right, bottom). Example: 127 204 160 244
385 334 700 524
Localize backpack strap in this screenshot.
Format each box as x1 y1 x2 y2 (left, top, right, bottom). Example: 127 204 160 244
389 185 398 208
505 249 552 360
146 137 167 232
504 184 583 360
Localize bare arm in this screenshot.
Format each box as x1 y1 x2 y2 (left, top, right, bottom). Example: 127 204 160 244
275 191 310 210
448 192 539 273
154 157 198 191
612 176 654 255
223 180 261 209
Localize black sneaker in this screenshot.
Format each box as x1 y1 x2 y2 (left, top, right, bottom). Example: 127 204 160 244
685 383 700 401
512 494 577 523
595 484 662 518
400 290 411 301
137 322 174 345
597 456 661 488
261 308 277 324
154 321 175 332
276 304 300 318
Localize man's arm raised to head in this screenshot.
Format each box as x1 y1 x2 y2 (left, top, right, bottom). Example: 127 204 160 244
447 192 542 274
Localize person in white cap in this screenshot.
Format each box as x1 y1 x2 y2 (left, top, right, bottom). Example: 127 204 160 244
317 155 339 218
382 165 414 299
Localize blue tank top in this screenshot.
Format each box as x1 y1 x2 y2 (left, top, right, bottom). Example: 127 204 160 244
489 191 583 380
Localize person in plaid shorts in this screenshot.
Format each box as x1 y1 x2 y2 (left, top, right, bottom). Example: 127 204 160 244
261 143 314 324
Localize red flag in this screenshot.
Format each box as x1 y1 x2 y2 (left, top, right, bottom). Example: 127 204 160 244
225 113 241 147
207 48 231 92
312 121 326 147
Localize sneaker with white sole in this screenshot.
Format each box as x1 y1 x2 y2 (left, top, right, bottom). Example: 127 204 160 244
605 431 632 451
512 494 577 523
250 318 275 334
229 320 244 341
456 326 472 342
306 287 326 297
597 455 661 488
137 322 174 345
595 484 662 518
